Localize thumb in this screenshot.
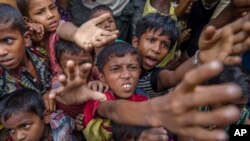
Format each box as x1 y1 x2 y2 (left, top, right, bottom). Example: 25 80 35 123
88 90 106 101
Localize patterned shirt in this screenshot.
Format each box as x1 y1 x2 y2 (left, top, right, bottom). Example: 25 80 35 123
0 47 51 97
138 67 169 98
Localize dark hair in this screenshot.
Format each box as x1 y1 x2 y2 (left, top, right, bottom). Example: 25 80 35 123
17 0 59 18
135 13 180 49
55 39 95 62
0 88 45 122
208 66 250 97
88 5 113 20
111 121 150 141
0 3 26 35
16 0 30 17
96 42 139 73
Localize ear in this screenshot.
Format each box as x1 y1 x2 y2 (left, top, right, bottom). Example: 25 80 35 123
43 110 50 124
98 72 106 83
23 31 31 47
132 36 139 48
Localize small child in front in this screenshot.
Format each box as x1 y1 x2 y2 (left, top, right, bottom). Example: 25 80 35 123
0 88 76 141
83 42 168 141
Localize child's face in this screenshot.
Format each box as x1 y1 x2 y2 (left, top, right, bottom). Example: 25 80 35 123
60 51 93 76
27 0 60 32
91 11 117 32
1 112 45 141
100 54 141 98
0 23 28 70
132 28 171 70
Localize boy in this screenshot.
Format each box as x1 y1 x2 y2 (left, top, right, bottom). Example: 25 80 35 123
132 13 250 98
0 4 51 103
50 11 250 141
55 39 108 118
83 42 167 141
0 88 76 141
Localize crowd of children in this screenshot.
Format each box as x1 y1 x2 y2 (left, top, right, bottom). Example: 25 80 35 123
0 0 250 141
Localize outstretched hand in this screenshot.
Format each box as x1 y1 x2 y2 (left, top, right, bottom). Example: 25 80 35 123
199 12 250 65
49 60 106 105
73 13 119 51
149 61 241 141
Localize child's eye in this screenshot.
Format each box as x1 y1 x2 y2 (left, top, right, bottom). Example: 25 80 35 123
7 129 15 134
147 38 155 43
50 4 57 10
20 123 31 130
110 67 120 72
2 38 14 45
128 65 139 71
35 10 43 15
108 19 114 23
161 42 170 49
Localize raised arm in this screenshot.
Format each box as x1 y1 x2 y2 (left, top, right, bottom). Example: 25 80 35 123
56 13 119 51
157 12 250 90
97 61 241 141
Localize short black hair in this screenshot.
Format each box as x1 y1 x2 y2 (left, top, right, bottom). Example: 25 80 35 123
135 13 180 49
0 88 45 122
16 0 30 17
111 121 150 141
55 39 95 63
88 5 113 19
208 66 250 97
96 42 139 73
0 3 26 35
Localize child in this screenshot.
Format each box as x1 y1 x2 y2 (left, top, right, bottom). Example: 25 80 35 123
55 39 108 118
0 88 76 141
16 0 119 88
0 3 52 140
132 12 250 98
0 4 51 102
87 4 118 56
16 0 63 87
82 42 167 141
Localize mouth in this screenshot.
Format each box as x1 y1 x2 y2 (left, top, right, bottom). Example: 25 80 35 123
0 58 15 66
49 20 59 28
143 56 158 68
121 83 133 92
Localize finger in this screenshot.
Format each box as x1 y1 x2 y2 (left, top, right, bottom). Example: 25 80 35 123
66 60 76 81
58 74 67 86
92 83 98 91
223 56 241 65
91 13 112 25
98 83 104 92
180 127 228 141
182 105 240 127
176 61 223 93
104 84 109 92
84 88 106 101
185 83 242 107
49 98 55 112
199 26 220 50
79 63 92 84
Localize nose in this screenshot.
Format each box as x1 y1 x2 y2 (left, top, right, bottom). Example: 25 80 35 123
46 10 55 19
120 68 131 80
0 48 8 57
104 21 111 30
152 42 161 53
16 131 26 141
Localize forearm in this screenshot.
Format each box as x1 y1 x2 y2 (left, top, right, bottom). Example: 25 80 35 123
208 6 236 29
97 100 153 126
56 22 77 42
167 56 195 86
175 0 192 19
